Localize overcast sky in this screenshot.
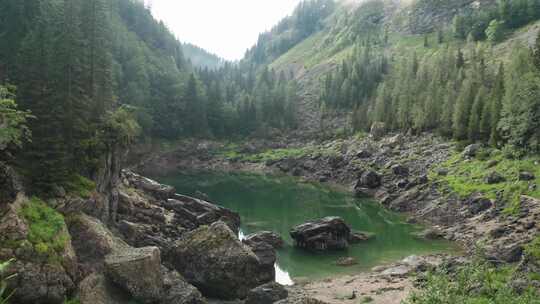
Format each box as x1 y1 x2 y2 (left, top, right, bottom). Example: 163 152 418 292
147 0 303 61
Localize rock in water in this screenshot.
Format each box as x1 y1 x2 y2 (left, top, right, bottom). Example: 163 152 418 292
170 221 274 299
334 257 358 266
348 231 375 243
245 282 288 304
243 231 285 249
290 216 351 250
105 247 163 303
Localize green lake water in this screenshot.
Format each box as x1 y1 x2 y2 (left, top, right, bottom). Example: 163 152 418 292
155 171 456 284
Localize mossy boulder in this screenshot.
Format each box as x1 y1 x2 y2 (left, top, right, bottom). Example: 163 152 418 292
170 221 274 299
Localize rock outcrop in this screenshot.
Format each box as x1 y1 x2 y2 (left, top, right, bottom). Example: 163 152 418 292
0 195 77 304
290 217 351 250
170 221 274 299
243 231 285 249
69 214 205 304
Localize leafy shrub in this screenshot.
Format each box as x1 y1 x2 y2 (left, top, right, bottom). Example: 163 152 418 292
64 175 95 198
19 197 69 263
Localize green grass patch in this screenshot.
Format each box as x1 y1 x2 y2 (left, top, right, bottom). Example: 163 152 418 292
19 197 70 263
405 260 540 304
525 235 540 261
64 174 95 198
431 149 540 213
242 147 310 163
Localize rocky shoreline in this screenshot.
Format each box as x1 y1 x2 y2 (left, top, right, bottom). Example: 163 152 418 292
1 132 538 304
135 132 540 302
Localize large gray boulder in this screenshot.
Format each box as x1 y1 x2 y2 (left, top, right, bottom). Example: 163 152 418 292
290 217 351 250
105 246 163 303
170 221 274 300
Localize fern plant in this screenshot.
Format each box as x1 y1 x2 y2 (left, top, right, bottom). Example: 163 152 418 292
0 259 16 304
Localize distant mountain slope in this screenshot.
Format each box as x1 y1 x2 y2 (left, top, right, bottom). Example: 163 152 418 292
262 0 540 136
182 43 225 69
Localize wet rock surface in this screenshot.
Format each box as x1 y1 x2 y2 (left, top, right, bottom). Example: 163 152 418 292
290 216 351 250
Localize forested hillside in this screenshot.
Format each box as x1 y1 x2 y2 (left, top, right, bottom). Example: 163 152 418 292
0 0 308 192
257 0 540 154
182 43 224 69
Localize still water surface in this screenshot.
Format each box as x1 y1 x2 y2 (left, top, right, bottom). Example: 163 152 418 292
156 171 456 284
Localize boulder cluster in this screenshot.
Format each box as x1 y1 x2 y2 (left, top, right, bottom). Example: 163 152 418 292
0 167 286 304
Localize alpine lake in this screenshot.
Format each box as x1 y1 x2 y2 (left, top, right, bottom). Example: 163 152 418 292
154 171 457 285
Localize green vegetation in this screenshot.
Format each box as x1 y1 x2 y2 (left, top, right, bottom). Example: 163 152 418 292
0 259 16 304
525 235 540 261
0 85 33 153
215 142 343 163
64 175 96 199
63 299 80 304
405 260 540 304
19 197 69 263
431 148 540 212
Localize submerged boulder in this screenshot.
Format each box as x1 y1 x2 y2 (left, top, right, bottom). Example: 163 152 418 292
170 221 274 299
290 216 351 251
348 231 375 243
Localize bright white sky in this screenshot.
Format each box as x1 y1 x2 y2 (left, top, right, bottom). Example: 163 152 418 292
147 0 303 61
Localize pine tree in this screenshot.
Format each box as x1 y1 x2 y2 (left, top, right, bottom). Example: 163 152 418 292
487 63 505 146
437 28 444 44
456 49 465 69
468 86 486 141
453 75 476 140
534 30 540 70
18 1 70 192
485 19 504 44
